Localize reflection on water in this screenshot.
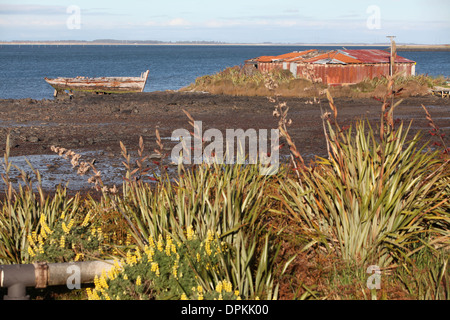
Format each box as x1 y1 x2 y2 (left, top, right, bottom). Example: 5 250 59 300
0 150 172 192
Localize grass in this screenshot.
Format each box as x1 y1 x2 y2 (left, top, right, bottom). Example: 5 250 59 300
182 65 446 98
0 50 449 300
182 66 324 97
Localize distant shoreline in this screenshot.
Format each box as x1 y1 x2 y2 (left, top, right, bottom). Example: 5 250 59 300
0 41 449 51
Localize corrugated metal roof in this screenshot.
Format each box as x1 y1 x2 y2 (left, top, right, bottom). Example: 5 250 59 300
256 49 319 63
274 49 317 61
305 51 361 64
284 49 319 62
248 49 415 66
256 55 277 62
341 49 415 64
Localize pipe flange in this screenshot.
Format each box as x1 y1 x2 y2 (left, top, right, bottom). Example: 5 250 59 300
33 262 48 289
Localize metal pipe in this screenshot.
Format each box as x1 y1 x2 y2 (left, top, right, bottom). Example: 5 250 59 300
1 264 36 300
1 260 116 300
47 260 115 286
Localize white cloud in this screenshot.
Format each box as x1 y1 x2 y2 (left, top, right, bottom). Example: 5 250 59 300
166 18 191 27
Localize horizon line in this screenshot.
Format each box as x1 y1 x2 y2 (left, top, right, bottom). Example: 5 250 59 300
0 40 449 47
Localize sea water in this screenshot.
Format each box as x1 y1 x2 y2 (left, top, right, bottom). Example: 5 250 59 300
0 44 449 100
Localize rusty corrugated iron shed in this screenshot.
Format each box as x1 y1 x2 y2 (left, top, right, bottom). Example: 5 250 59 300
244 48 416 85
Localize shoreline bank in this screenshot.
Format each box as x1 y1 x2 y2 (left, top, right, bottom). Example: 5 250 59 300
0 92 448 192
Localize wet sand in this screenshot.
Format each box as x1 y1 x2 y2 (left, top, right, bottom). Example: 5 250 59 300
0 91 448 193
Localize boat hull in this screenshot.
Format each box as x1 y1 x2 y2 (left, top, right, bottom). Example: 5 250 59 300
45 70 149 96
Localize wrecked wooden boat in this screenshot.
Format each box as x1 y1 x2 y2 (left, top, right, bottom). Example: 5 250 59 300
45 70 149 97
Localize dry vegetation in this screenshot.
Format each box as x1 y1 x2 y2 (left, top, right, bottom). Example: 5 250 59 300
182 65 446 99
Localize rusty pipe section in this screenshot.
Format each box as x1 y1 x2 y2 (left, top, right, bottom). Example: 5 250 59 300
1 260 116 300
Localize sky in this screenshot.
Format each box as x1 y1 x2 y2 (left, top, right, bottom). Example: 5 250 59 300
0 0 449 44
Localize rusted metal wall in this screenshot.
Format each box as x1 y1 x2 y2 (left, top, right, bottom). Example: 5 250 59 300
293 63 414 85
257 62 284 73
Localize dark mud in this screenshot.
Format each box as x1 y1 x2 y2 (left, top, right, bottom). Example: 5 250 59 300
0 91 448 193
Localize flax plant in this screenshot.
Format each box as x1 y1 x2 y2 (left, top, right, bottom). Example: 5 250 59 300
108 107 292 299
116 159 287 299
274 45 449 268
0 136 81 264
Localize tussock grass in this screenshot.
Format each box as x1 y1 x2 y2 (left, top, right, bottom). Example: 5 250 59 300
183 65 444 98
182 66 324 97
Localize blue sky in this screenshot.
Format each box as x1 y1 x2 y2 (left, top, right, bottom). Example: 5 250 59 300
0 0 449 43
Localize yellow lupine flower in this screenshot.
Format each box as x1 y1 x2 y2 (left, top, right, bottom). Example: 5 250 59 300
186 225 195 240
126 250 137 265
40 227 47 239
113 260 122 270
59 235 65 248
181 293 188 300
67 219 75 230
172 265 178 278
62 222 69 234
39 214 52 235
223 280 232 293
38 235 44 247
216 281 223 293
165 235 174 256
97 227 103 240
148 236 155 248
205 242 212 256
75 253 84 261
157 234 164 252
28 246 35 257
125 233 132 246
81 212 91 227
136 276 142 286
151 262 160 276
145 246 155 262
27 235 36 248
93 275 100 289
100 276 108 289
205 230 214 256
135 248 142 262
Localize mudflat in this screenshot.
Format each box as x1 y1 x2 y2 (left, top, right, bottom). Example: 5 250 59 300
0 91 448 192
